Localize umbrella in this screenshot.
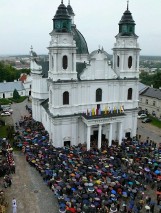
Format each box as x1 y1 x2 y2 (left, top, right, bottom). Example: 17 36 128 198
122 192 127 197
111 190 116 194
128 181 133 185
155 170 160 175
144 168 150 172
88 183 93 187
145 205 150 210
56 186 62 190
65 197 70 202
59 203 66 208
82 194 88 199
96 189 102 194
83 199 89 204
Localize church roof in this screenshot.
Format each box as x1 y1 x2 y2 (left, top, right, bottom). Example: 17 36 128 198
67 4 75 16
76 62 86 78
72 25 89 54
37 61 49 78
54 1 71 20
119 9 135 25
140 87 161 100
89 49 110 59
0 81 25 93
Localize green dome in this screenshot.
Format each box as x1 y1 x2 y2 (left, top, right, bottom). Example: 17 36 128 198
72 25 89 54
53 2 71 32
118 7 136 36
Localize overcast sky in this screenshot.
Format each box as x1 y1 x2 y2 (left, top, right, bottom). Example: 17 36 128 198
0 0 161 56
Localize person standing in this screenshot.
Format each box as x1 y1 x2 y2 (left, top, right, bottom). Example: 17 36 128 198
12 198 17 213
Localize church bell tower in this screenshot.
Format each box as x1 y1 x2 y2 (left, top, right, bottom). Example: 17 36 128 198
48 0 77 81
113 2 141 79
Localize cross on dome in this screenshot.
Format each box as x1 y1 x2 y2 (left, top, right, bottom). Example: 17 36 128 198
127 0 129 10
68 0 70 5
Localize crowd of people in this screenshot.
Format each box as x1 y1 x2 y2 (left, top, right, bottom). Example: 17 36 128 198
14 116 161 213
0 140 15 188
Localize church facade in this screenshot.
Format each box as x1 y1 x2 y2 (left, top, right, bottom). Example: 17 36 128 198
31 1 140 149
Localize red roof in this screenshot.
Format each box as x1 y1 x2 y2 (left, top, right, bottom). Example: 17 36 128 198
19 74 27 83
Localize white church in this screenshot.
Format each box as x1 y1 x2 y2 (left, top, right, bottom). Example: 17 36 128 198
31 0 140 150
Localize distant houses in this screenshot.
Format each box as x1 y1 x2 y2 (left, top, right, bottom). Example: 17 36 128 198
0 74 32 99
139 85 161 119
0 81 25 99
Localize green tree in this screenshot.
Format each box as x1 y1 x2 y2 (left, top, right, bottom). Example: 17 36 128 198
13 89 20 100
0 61 30 83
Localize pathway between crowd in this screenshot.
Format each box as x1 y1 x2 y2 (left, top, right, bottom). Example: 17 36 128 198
5 152 59 213
2 99 59 213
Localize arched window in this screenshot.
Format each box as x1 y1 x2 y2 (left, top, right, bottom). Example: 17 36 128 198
63 55 68 69
128 56 132 68
127 88 132 100
117 55 120 67
96 88 102 102
63 91 69 105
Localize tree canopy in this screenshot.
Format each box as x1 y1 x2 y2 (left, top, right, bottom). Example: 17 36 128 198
13 89 20 100
139 71 161 88
0 61 30 82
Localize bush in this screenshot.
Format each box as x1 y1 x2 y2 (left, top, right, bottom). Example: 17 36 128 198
0 99 12 105
9 96 27 103
149 115 161 128
13 89 20 100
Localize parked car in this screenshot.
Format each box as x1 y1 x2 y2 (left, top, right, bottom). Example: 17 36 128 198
137 114 147 119
1 112 11 116
3 108 13 114
142 118 152 123
138 109 148 115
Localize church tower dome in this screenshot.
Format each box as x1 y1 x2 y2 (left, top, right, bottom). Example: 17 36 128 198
66 0 89 55
53 0 71 33
118 1 136 36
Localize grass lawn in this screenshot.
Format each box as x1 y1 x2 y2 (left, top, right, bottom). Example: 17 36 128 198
9 96 27 103
149 116 161 128
0 125 8 138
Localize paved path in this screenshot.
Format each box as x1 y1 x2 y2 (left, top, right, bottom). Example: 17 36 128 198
1 99 59 213
5 152 59 213
137 119 161 144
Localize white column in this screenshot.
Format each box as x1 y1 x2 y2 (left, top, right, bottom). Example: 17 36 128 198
119 122 123 145
87 125 91 151
98 124 102 149
109 123 113 146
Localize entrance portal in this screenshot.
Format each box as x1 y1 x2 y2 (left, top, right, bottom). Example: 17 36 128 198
64 141 71 147
125 132 131 139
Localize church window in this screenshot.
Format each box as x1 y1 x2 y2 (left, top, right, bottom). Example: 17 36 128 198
63 55 68 69
96 88 102 102
63 91 69 105
117 55 120 67
127 88 132 100
128 56 132 68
